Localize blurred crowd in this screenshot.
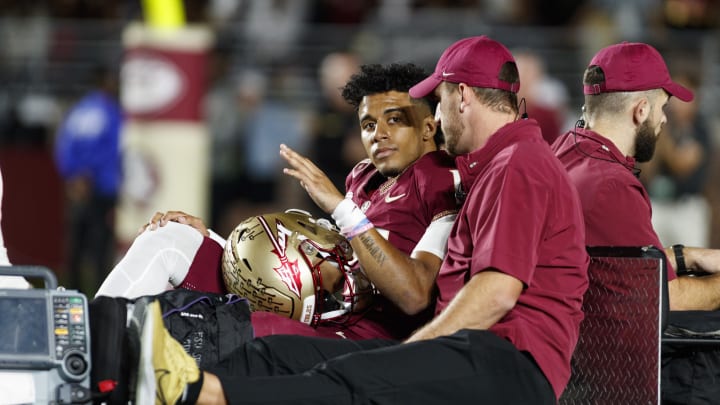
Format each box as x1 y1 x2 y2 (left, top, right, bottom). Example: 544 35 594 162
0 0 718 295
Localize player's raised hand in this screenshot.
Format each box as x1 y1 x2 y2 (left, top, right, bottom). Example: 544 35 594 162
280 143 344 214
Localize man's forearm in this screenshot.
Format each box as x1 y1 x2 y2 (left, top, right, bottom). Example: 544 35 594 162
405 270 522 343
669 274 720 311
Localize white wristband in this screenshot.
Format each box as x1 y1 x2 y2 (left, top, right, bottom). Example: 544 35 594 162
332 199 368 231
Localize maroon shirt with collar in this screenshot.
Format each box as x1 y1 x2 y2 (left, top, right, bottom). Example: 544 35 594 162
551 127 676 281
436 119 589 399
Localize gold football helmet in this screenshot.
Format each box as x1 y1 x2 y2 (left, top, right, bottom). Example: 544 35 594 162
222 209 373 327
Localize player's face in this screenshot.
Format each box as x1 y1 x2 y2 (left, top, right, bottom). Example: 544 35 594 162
634 92 669 163
358 91 435 177
434 83 465 156
318 261 344 293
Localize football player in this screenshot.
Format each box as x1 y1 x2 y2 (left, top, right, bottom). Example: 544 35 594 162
96 63 460 341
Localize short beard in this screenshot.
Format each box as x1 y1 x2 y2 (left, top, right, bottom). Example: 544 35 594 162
634 119 657 163
443 120 464 156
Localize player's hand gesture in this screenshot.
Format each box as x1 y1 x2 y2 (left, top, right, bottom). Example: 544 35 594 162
280 143 344 214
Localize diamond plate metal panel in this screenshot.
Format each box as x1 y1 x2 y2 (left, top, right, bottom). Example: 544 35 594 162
560 254 662 405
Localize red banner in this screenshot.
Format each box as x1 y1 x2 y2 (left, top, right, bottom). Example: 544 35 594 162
121 47 206 122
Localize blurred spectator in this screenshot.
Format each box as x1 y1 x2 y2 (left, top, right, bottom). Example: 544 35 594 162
583 0 661 40
54 65 123 294
662 0 720 29
514 49 570 144
204 38 251 229
640 72 714 247
375 0 412 25
207 0 243 28
206 67 270 234
240 0 311 63
0 93 60 147
0 2 50 84
308 52 364 192
242 66 311 207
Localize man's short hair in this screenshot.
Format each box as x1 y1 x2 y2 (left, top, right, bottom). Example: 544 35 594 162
464 62 520 115
583 65 660 116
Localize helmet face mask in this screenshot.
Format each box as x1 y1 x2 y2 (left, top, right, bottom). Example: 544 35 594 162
222 210 373 327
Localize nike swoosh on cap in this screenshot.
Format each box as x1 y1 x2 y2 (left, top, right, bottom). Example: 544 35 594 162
442 71 455 77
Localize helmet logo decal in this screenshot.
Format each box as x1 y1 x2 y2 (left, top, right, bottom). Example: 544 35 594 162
257 216 303 299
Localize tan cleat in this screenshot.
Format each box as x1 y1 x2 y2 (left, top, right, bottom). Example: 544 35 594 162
131 299 200 405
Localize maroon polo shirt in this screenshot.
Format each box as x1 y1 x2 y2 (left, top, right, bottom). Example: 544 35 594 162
552 128 676 280
436 119 589 399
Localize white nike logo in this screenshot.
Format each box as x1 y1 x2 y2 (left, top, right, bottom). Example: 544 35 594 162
442 71 455 77
385 193 406 203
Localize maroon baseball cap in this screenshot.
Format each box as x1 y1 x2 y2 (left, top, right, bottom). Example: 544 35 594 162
409 35 519 98
583 42 693 102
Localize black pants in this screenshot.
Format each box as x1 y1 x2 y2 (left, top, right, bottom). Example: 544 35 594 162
209 329 555 405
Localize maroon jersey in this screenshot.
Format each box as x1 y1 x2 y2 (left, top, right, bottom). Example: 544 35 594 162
338 150 459 340
345 150 459 256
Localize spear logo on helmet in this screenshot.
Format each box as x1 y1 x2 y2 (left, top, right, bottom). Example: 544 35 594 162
257 216 303 299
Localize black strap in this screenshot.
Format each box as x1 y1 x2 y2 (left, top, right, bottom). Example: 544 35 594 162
673 244 687 275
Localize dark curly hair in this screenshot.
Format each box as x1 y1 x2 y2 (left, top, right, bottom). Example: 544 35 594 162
341 63 442 146
341 63 434 110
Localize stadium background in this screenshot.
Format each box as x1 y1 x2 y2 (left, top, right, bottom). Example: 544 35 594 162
0 0 717 296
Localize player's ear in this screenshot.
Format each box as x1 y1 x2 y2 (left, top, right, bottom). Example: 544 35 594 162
422 115 437 141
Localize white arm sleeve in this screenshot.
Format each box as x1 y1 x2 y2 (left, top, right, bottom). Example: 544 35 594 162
410 214 457 260
95 221 205 299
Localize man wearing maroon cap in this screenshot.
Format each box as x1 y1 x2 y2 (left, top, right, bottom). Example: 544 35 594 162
129 36 589 405
408 35 588 401
553 42 720 311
